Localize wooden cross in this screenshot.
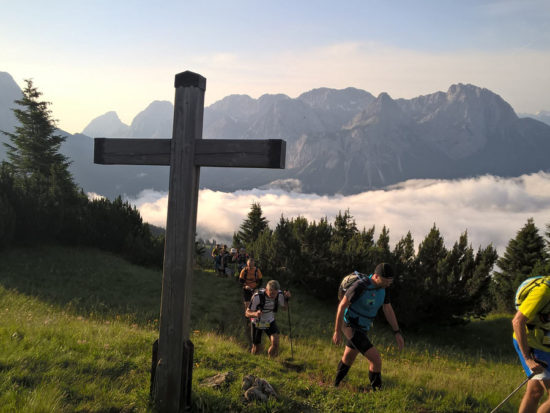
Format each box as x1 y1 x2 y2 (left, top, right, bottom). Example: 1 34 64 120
94 71 286 412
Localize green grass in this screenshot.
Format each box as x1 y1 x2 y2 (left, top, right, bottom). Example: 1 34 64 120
0 245 528 412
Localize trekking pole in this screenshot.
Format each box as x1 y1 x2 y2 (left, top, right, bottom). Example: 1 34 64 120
490 372 534 413
286 293 294 359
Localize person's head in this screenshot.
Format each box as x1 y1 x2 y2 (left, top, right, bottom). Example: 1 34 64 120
266 280 280 299
240 247 246 253
372 262 394 288
247 258 255 267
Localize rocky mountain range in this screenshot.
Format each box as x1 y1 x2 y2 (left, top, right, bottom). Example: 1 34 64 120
1 70 550 198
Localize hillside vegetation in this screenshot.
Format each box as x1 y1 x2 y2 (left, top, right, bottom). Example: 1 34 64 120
0 245 527 412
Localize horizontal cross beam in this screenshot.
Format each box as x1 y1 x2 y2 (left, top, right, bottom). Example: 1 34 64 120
94 138 286 169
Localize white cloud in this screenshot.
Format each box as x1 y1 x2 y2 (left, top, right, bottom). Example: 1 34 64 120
87 192 105 201
126 172 550 255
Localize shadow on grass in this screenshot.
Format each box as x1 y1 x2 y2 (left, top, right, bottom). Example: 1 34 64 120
0 246 247 330
0 245 517 364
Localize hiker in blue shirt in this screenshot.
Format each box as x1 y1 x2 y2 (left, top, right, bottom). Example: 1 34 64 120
332 263 404 390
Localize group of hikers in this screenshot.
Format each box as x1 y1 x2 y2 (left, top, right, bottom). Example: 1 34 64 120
211 244 550 410
211 245 403 391
211 244 250 278
212 245 291 358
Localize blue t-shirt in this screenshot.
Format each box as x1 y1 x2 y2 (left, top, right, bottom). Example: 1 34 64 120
343 275 390 331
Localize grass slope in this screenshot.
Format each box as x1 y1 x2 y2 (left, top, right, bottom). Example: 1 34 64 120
0 245 525 412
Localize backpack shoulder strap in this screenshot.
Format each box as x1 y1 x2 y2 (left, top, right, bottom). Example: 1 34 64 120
258 289 266 310
349 278 375 304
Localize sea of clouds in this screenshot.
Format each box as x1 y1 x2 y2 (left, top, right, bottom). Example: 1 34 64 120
124 172 550 256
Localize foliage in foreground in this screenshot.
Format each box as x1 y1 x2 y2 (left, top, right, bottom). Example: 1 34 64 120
0 245 529 412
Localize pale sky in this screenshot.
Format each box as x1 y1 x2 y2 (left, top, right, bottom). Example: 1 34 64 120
1 0 550 134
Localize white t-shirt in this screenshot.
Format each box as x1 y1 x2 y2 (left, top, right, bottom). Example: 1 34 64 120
249 290 285 324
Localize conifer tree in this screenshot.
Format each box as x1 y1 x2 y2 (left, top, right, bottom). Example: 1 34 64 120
236 202 269 247
0 163 16 248
333 209 358 244
492 218 548 311
2 79 72 185
1 79 79 242
416 224 447 284
373 225 392 264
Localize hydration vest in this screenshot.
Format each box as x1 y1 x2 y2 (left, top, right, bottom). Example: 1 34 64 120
253 288 282 313
344 275 385 331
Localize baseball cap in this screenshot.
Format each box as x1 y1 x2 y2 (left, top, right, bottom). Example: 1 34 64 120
374 263 394 279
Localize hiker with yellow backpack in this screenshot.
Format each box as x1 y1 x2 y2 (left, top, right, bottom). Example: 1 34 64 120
511 275 550 412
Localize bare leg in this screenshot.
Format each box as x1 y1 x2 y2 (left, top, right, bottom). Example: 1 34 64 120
342 345 359 365
268 334 279 358
364 346 382 372
533 379 550 413
519 379 545 413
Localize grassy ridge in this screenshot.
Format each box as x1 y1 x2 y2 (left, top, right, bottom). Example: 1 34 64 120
0 246 524 412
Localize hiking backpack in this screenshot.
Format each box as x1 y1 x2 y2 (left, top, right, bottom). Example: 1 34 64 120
243 267 259 283
338 271 369 301
254 289 282 313
515 276 550 310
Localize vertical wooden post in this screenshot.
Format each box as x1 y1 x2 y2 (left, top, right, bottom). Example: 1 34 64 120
153 71 206 412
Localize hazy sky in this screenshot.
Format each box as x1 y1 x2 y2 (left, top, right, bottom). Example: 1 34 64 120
124 172 550 256
1 0 549 134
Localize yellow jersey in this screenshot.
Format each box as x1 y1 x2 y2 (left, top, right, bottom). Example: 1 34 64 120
514 280 550 350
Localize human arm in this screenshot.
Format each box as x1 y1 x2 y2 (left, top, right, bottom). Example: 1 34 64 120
512 310 544 373
279 290 291 310
333 296 350 345
382 303 404 350
245 308 262 318
245 295 262 319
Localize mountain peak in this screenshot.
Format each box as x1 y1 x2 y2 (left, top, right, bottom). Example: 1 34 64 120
298 87 375 113
446 83 517 121
82 111 129 137
0 72 22 104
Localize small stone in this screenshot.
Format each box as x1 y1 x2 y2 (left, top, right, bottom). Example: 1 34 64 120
201 372 234 389
242 374 255 391
11 332 23 341
244 386 267 402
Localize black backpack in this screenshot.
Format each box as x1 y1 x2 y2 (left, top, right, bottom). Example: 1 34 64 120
254 289 282 313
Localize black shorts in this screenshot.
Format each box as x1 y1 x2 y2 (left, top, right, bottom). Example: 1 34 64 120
251 321 280 345
345 328 373 354
242 288 254 302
